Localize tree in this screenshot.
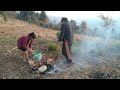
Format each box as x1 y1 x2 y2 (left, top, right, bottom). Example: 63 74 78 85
39 11 48 22
80 21 88 35
27 15 32 24
70 20 80 33
16 11 39 25
98 11 117 40
70 20 77 26
6 11 16 18
98 11 116 31
0 11 7 22
93 27 99 36
17 11 28 21
38 11 49 28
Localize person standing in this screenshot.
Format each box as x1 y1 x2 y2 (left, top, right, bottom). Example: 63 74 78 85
58 17 73 64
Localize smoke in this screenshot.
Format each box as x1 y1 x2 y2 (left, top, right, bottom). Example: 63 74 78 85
71 25 120 70
54 12 120 72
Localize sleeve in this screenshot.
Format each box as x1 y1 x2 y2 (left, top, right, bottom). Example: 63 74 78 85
59 24 65 41
29 41 33 49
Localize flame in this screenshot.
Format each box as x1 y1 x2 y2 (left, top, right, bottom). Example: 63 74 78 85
47 58 53 64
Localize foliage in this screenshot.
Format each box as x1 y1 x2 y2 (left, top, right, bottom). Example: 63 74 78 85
80 21 88 35
47 42 61 59
56 31 60 40
98 12 116 30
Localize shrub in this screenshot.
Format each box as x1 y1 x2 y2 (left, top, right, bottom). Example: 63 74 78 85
48 43 58 51
56 31 60 40
47 43 61 59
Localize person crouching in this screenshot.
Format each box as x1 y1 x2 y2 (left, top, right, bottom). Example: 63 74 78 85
17 32 36 62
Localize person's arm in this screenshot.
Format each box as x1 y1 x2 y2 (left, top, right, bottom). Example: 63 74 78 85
28 40 34 54
59 24 65 42
29 40 33 49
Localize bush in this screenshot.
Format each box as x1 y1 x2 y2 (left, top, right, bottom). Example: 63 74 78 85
48 51 61 59
56 31 60 40
47 43 61 59
48 43 58 51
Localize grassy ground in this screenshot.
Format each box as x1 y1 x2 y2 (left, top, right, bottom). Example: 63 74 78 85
1 18 120 79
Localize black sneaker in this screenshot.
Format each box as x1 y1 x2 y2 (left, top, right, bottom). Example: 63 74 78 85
63 60 72 64
69 59 73 63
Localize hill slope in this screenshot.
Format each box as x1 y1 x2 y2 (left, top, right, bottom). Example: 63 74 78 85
0 18 59 40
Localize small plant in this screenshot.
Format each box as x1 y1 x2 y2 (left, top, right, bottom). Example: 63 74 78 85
47 42 61 59
48 51 61 59
56 31 60 40
48 43 58 51
46 33 48 37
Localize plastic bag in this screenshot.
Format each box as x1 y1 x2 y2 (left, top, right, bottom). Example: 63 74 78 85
32 51 42 61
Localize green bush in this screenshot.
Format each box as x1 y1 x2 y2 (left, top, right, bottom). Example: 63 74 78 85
56 31 60 40
47 43 61 59
48 51 61 59
48 43 58 51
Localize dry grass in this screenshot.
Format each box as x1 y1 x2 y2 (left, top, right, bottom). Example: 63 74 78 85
1 18 120 79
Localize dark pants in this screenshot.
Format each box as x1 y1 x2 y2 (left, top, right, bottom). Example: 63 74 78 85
18 47 27 51
62 41 71 61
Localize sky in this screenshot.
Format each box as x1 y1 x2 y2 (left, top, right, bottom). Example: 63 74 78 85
36 11 120 20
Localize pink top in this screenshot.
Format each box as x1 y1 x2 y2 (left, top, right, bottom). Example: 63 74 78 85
17 35 33 49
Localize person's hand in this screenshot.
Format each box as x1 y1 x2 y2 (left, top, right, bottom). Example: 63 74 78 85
30 49 34 54
47 58 53 64
28 48 34 54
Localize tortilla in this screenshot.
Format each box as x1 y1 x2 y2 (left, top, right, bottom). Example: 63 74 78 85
38 65 47 72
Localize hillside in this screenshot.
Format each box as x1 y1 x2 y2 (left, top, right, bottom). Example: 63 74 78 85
0 18 58 39
1 18 120 79
0 17 85 42
0 18 81 79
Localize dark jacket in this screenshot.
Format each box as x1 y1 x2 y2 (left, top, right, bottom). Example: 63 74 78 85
59 22 72 45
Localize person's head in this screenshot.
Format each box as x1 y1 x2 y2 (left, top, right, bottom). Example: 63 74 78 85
61 17 68 23
28 32 36 40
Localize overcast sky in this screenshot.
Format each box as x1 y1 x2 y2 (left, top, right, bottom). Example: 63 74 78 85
36 11 120 20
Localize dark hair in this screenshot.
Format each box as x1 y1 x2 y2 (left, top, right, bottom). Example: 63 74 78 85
61 17 68 23
28 32 36 39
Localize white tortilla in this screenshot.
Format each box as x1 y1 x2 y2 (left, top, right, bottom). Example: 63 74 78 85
38 65 47 72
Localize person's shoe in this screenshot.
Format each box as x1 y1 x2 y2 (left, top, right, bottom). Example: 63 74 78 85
63 60 72 64
69 59 72 63
26 58 30 63
23 59 27 62
23 58 29 63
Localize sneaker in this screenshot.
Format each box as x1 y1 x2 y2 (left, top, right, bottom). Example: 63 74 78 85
69 59 73 63
63 60 72 64
23 58 29 63
26 58 30 63
23 59 27 62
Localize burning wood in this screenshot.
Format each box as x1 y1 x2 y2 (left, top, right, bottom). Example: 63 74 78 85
47 58 53 64
29 60 36 66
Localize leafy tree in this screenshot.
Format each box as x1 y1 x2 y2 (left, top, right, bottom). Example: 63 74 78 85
38 11 48 22
80 21 88 35
98 11 116 31
70 20 80 34
0 11 7 22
